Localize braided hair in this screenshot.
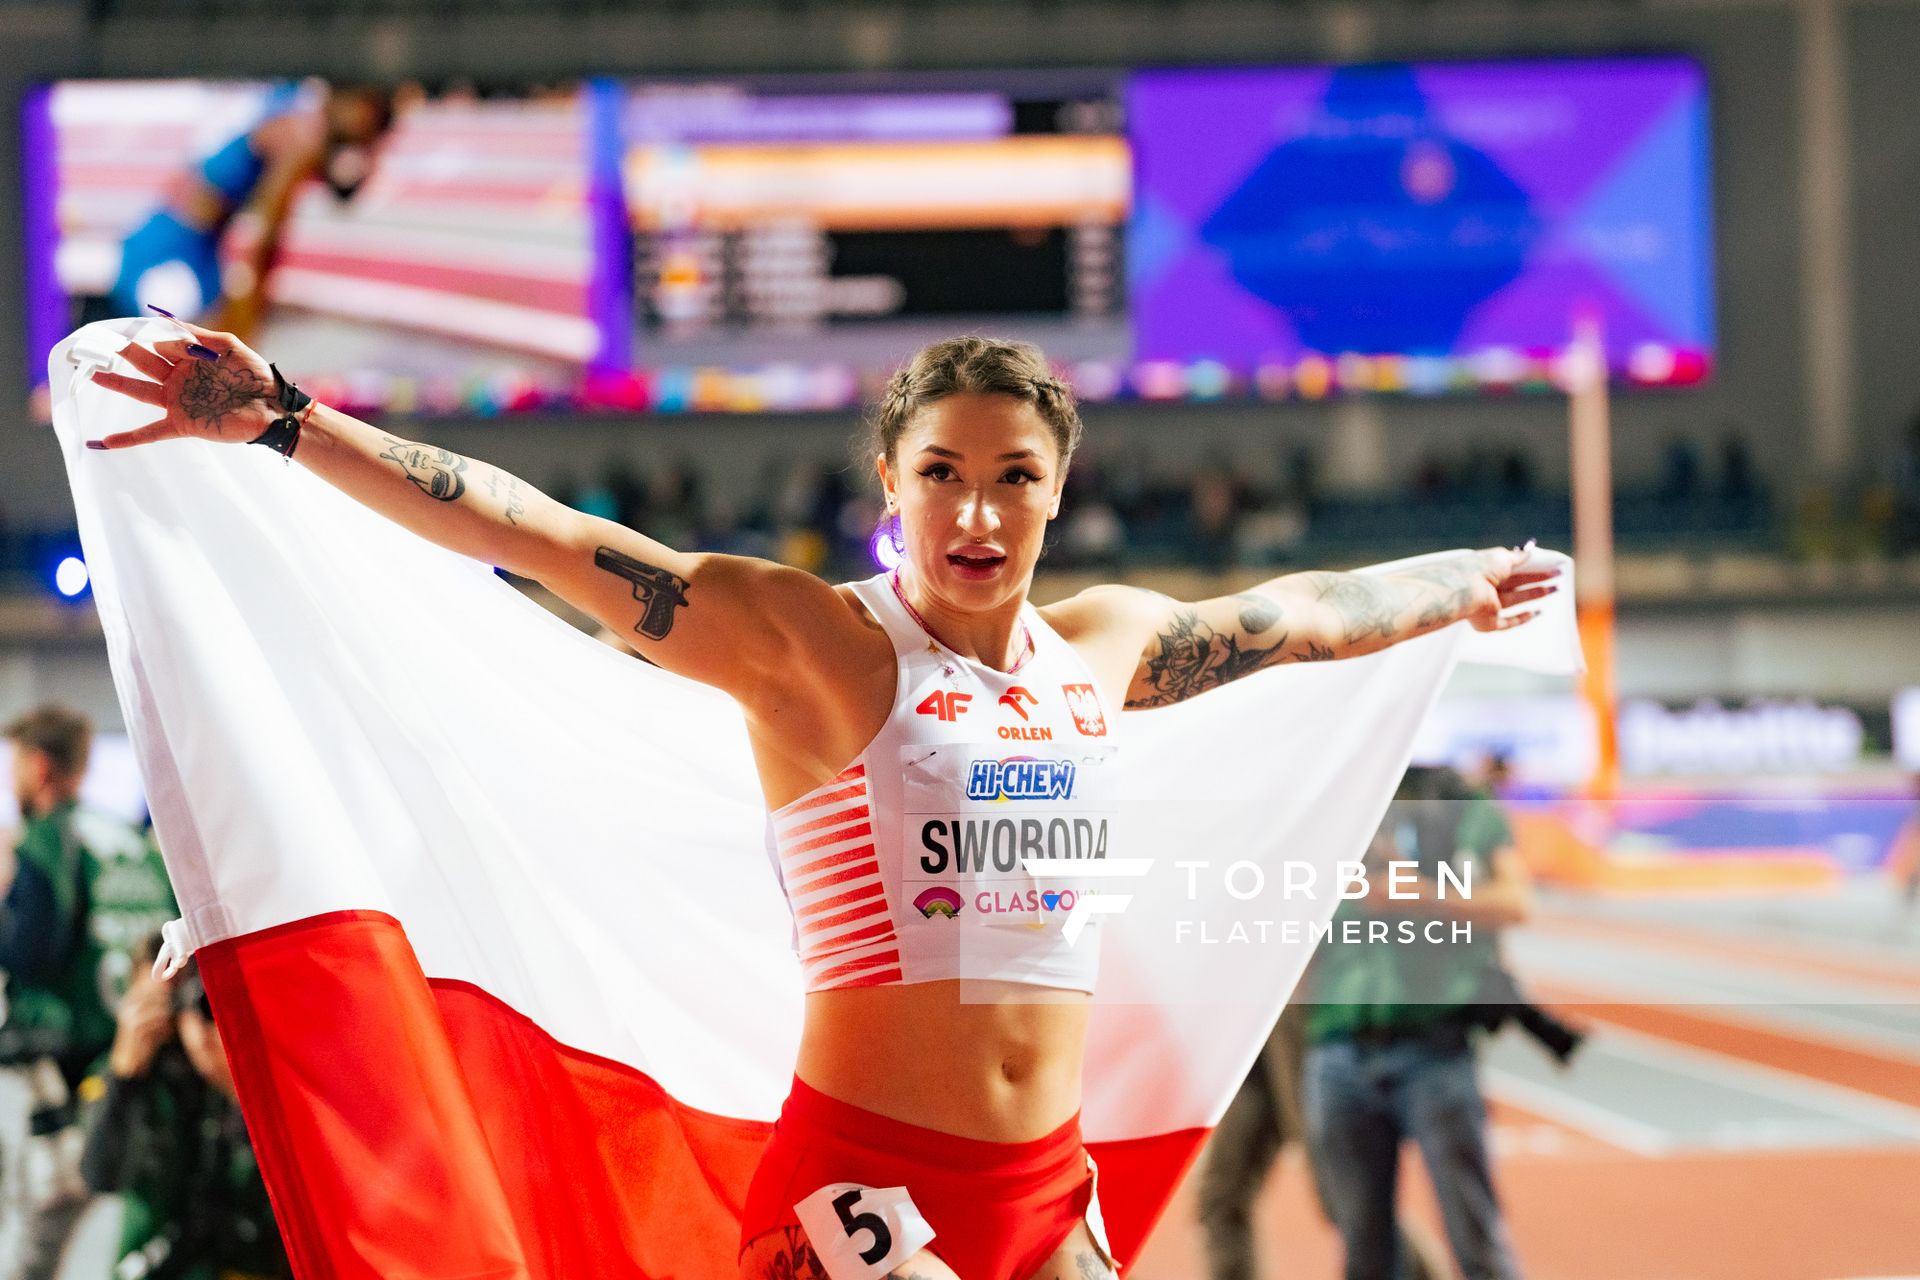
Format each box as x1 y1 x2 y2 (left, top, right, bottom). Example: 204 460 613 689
870 336 1082 469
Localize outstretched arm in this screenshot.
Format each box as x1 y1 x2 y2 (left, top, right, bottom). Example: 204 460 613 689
1047 549 1559 710
85 323 845 699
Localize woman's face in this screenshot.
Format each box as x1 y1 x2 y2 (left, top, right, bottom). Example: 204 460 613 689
879 392 1065 615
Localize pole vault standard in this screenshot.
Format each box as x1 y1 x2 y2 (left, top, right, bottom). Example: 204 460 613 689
1568 313 1619 797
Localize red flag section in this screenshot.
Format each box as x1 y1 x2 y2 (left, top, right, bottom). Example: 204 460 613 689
201 911 1205 1278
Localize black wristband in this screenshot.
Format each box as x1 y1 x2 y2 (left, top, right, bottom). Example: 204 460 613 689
249 364 313 457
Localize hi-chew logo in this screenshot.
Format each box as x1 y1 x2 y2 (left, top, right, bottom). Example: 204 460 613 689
966 757 1076 802
913 886 964 919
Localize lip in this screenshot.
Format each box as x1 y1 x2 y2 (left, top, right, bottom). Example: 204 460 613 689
946 547 1007 581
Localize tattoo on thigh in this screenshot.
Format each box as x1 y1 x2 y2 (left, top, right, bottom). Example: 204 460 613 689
594 546 691 640
377 437 469 502
753 1226 827 1280
1074 1249 1110 1280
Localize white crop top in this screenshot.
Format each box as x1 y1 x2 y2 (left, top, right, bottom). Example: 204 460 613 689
767 572 1122 994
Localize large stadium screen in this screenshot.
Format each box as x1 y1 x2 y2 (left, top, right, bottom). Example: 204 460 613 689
23 60 1711 415
610 74 1130 411
1126 58 1715 394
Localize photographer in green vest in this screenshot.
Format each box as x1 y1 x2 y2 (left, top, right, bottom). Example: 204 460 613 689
1298 765 1533 1280
78 941 291 1280
2 706 178 1280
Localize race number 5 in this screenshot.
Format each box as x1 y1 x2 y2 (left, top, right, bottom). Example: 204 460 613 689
794 1183 936 1280
833 1189 890 1263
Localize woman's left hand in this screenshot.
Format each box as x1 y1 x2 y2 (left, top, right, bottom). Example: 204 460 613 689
1461 546 1563 633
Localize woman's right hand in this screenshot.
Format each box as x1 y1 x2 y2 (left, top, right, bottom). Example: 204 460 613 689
86 319 281 451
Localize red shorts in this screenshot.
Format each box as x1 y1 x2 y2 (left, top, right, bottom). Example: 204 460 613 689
738 1076 1113 1280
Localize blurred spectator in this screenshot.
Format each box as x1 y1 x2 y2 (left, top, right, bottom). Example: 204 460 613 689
645 461 703 550
1189 462 1243 571
1234 493 1310 567
1658 435 1703 502
1498 449 1536 499
567 472 620 524
1719 431 1757 503
1283 444 1321 511
79 950 291 1280
1299 766 1533 1280
1412 453 1450 499
1 707 177 1280
1469 751 1514 797
1052 454 1121 564
1458 445 1499 496
1103 448 1153 528
604 459 648 531
544 470 578 512
1891 411 1920 556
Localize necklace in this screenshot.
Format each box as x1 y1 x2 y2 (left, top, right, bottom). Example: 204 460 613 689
889 569 1034 674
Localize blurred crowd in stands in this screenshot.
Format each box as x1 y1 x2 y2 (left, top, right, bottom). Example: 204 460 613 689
16 407 1920 594
540 426 1787 580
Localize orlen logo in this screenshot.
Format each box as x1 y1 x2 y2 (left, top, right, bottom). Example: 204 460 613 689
965 757 1076 802
913 886 964 919
997 687 1038 721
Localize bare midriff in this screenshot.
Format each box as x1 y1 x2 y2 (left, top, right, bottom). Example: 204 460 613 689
796 980 1091 1142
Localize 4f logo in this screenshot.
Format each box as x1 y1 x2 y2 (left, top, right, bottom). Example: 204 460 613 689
997 687 1038 721
916 691 973 721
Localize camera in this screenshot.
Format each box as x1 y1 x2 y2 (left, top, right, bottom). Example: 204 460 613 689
1471 965 1585 1066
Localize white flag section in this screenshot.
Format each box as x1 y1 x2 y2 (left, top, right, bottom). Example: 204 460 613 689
51 319 1581 1279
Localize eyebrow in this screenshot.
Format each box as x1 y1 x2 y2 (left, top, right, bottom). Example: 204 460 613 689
917 445 1041 462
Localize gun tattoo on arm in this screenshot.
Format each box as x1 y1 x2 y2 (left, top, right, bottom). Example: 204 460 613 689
377 437 469 502
594 547 691 640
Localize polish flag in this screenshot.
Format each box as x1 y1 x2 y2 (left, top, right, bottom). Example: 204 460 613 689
52 321 1580 1278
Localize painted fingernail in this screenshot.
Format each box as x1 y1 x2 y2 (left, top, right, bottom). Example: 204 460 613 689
187 343 220 361
146 304 176 319
85 440 107 450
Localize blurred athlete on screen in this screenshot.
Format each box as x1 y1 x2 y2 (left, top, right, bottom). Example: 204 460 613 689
105 82 392 338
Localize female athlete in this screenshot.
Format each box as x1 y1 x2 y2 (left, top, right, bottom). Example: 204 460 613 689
86 328 1557 1280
